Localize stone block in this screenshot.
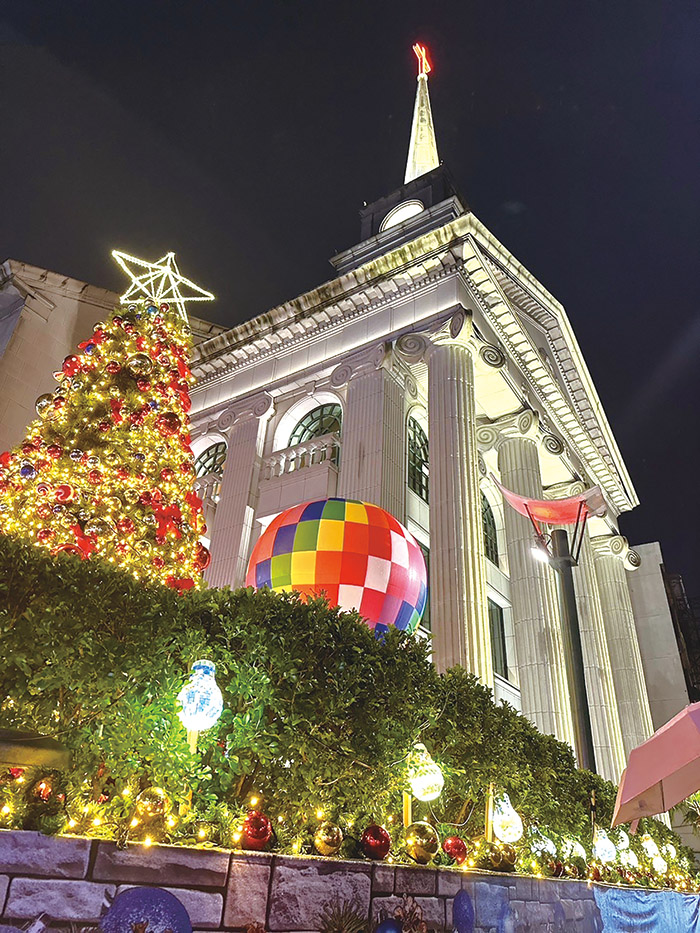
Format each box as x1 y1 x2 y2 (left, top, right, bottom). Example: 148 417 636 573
224 856 271 926
116 885 222 929
514 876 532 900
394 866 436 896
0 831 90 878
474 881 510 928
437 868 462 897
372 864 395 894
93 842 230 887
0 877 7 914
268 860 371 931
4 879 114 922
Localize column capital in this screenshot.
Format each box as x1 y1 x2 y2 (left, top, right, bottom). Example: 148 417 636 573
544 480 586 499
393 304 474 365
476 409 540 451
590 534 641 570
214 392 274 433
329 341 389 387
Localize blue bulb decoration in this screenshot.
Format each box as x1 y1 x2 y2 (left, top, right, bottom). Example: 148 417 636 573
452 890 475 933
375 921 403 933
100 887 192 933
177 659 223 732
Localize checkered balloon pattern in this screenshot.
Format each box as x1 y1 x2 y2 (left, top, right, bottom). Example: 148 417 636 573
246 498 427 635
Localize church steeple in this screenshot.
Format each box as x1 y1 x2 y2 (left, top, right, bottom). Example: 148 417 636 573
404 44 440 184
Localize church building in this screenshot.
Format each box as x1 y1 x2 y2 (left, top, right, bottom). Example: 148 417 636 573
0 48 689 785
186 48 663 784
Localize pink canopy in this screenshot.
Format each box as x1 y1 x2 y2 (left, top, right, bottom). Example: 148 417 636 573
613 702 700 827
492 477 607 526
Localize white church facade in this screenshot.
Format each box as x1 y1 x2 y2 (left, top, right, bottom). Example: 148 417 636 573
0 51 689 784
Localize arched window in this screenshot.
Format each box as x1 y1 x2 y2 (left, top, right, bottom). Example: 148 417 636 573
288 403 342 447
482 493 499 565
407 417 429 503
194 441 227 478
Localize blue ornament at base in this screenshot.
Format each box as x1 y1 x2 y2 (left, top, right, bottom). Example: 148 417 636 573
100 887 192 933
375 921 403 933
452 889 475 933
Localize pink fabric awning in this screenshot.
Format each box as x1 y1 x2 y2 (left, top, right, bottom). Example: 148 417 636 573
492 476 607 526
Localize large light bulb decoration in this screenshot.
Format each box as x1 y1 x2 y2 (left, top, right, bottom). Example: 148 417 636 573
641 834 660 858
620 848 639 869
562 837 587 861
592 828 617 864
407 743 444 802
530 828 557 858
492 794 524 844
177 659 223 752
616 829 630 851
652 854 668 875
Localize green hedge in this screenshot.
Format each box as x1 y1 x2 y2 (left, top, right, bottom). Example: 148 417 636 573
0 532 675 862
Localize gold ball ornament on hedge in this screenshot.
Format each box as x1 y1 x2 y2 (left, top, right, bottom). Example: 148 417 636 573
135 786 169 820
313 820 343 856
404 821 439 864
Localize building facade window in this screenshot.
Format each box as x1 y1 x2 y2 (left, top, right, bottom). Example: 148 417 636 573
488 598 508 679
288 403 342 447
418 542 430 632
194 441 227 478
407 416 429 503
482 494 499 565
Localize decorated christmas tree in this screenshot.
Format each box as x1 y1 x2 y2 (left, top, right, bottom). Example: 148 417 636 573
0 251 214 591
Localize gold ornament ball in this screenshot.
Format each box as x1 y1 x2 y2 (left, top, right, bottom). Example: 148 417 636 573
405 821 439 865
135 786 169 820
84 517 114 539
36 393 54 416
127 353 154 377
314 821 343 856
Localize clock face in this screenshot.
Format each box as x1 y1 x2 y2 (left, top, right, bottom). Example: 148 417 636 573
380 199 425 232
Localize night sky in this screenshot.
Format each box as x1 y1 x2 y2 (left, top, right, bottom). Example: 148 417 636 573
2 1 699 592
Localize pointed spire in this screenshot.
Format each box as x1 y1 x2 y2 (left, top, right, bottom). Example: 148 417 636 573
404 43 440 184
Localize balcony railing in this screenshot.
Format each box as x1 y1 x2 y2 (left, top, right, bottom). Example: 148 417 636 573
194 472 222 509
263 433 341 481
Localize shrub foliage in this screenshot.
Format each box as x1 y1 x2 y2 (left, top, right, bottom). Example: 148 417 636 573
0 532 656 857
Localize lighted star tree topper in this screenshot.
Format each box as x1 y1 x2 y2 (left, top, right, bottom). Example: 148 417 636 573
112 250 215 322
0 250 215 591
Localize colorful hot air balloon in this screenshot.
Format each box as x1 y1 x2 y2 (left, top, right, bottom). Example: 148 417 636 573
245 498 427 635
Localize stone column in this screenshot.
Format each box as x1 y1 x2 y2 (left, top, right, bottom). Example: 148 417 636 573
591 535 654 756
483 414 573 745
416 314 492 684
205 394 273 588
335 344 405 519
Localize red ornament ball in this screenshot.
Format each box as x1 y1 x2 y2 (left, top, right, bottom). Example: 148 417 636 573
37 528 54 543
54 484 75 502
53 396 66 409
98 421 111 432
156 412 181 437
241 810 272 851
117 517 136 535
159 303 170 312
62 355 81 377
194 542 211 570
106 360 121 374
442 836 468 865
159 467 175 481
136 378 151 392
152 556 165 568
359 823 391 860
87 469 102 485
46 444 63 459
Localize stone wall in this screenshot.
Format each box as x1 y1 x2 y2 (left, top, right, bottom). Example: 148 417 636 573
0 829 692 932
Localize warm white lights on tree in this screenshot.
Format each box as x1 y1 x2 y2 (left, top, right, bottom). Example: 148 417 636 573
492 794 524 844
592 828 617 864
177 659 223 751
406 743 444 802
